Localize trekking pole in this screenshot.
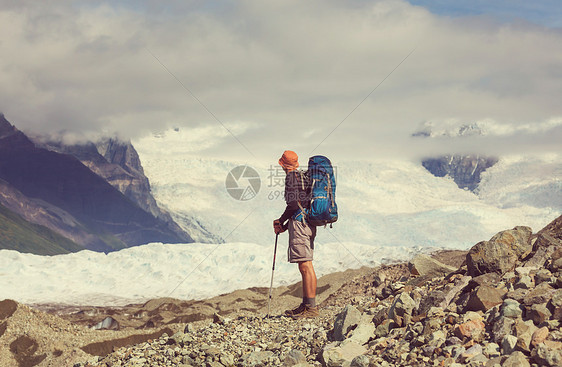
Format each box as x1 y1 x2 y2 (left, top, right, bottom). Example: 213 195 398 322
267 233 279 318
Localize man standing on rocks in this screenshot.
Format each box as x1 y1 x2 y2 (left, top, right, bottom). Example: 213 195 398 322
274 150 318 319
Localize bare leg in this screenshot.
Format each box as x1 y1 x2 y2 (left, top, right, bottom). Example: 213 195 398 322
298 261 317 300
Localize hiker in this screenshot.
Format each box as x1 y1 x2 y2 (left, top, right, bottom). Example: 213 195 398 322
273 150 318 319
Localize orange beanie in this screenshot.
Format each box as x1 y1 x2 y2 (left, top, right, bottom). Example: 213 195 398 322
279 150 299 171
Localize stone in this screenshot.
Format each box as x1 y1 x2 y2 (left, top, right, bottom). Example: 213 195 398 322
552 257 562 272
375 320 393 338
515 266 537 277
454 319 486 342
418 290 447 315
219 353 235 367
388 292 416 319
321 340 367 367
502 335 518 355
531 342 562 367
465 286 507 312
524 282 555 306
184 323 196 334
213 312 225 325
427 330 446 349
535 268 554 285
320 343 345 367
408 254 457 278
500 299 523 319
372 273 386 287
506 288 528 304
482 343 500 358
461 344 483 362
531 327 549 348
350 355 370 367
514 275 534 290
466 226 532 277
284 349 307 366
446 336 463 346
528 303 552 325
239 351 275 366
461 311 483 323
468 353 488 366
503 351 530 367
503 271 517 282
468 273 501 290
349 322 376 345
513 319 538 352
550 289 562 320
526 245 557 270
334 305 362 341
439 276 472 309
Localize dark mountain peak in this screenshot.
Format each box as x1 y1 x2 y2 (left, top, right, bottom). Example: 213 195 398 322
0 113 14 133
0 115 193 253
412 122 497 192
422 154 498 192
0 114 28 143
96 138 145 177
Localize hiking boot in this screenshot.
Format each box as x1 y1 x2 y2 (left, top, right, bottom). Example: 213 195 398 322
291 305 319 320
284 303 306 317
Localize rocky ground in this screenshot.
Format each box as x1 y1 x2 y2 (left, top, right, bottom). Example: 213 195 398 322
1 215 561 367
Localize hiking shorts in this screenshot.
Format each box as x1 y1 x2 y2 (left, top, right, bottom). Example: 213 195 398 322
288 218 317 263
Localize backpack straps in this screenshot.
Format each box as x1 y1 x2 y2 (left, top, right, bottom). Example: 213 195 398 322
296 170 307 225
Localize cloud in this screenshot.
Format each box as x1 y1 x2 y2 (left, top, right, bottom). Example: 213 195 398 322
0 0 561 161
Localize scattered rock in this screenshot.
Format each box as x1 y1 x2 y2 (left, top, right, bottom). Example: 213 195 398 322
333 305 362 341
408 254 457 277
503 351 530 367
465 285 506 312
500 299 523 319
502 335 518 355
454 319 485 342
388 292 416 319
531 327 549 348
284 349 307 366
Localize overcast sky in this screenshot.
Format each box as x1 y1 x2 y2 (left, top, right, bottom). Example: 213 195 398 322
1 0 561 162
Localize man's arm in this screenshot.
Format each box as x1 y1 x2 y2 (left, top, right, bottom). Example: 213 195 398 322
279 201 299 225
278 171 299 225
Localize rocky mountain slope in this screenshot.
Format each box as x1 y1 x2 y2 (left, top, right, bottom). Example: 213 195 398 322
1 214 561 367
414 123 498 192
0 114 192 254
36 137 192 244
0 202 83 255
422 155 499 192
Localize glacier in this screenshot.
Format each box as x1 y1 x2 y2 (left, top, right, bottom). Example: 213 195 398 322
0 128 560 306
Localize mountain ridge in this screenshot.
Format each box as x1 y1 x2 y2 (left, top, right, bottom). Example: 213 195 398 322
0 114 193 254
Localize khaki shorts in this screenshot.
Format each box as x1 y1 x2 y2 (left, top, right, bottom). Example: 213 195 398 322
288 218 317 263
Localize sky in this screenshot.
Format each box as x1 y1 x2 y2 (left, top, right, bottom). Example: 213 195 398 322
0 0 561 163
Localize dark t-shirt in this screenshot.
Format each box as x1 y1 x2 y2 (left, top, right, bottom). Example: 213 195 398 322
279 170 310 224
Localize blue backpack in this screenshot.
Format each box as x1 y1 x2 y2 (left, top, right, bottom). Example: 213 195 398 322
305 155 338 226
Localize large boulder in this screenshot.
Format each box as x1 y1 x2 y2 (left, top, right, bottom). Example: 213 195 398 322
466 226 533 276
388 292 416 319
408 254 457 278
